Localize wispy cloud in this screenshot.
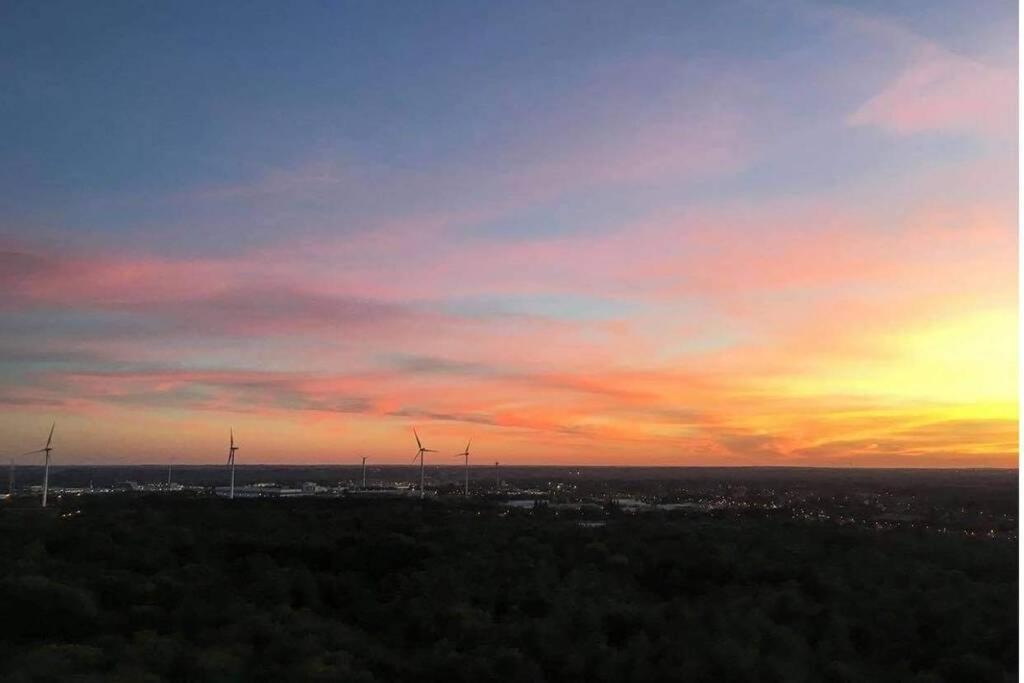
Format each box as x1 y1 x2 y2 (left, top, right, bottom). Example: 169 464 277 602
847 47 1014 137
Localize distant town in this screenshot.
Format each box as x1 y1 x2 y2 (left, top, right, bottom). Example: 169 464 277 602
4 464 1015 543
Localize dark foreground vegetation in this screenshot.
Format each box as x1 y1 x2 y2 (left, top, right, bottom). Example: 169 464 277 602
0 496 1015 682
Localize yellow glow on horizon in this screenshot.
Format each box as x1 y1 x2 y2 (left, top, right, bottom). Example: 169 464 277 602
769 308 1016 409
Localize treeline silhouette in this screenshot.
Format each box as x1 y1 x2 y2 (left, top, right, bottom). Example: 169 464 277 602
0 497 1015 682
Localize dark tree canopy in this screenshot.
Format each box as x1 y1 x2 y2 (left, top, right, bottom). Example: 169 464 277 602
0 496 1015 682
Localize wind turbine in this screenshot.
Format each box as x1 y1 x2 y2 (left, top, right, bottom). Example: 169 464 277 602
22 423 55 507
412 429 436 499
227 429 239 499
494 460 500 489
361 456 368 489
454 440 471 496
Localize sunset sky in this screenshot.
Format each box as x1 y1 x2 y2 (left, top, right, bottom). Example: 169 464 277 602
0 1 1017 466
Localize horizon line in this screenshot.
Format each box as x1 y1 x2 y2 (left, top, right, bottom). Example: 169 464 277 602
16 463 1019 472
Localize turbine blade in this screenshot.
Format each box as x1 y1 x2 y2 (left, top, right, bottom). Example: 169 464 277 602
413 428 423 450
45 422 55 449
21 449 44 456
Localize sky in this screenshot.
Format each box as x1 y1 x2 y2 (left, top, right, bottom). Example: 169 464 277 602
0 0 1017 467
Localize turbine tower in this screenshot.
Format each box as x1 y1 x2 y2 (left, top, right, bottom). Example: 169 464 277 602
22 423 55 507
361 456 368 489
412 429 436 499
227 429 239 499
494 460 500 489
454 440 471 496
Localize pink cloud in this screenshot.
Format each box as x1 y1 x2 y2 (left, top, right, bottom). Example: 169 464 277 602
847 47 1015 137
0 248 235 308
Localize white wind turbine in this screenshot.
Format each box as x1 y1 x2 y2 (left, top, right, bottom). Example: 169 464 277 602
413 429 436 499
227 429 239 499
22 423 55 508
454 440 471 496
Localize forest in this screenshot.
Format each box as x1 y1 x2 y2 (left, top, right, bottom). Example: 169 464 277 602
0 495 1016 682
